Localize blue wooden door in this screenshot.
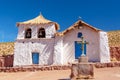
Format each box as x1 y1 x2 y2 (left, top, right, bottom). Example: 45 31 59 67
75 41 86 59
32 53 39 64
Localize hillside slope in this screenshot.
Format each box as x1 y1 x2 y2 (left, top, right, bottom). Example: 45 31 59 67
108 30 120 47
0 42 14 55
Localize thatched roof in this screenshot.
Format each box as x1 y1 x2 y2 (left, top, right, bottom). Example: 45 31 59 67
55 20 101 36
16 14 59 30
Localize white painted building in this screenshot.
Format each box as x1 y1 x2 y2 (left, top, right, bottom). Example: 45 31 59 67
14 14 110 66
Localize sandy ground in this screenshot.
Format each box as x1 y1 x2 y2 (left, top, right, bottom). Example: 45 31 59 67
0 67 120 80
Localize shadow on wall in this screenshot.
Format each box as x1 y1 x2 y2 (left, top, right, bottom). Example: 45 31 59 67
0 55 13 67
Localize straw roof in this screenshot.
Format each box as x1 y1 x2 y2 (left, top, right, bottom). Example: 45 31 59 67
55 20 101 36
17 14 59 30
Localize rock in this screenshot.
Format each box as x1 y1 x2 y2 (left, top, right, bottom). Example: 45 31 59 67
70 63 94 79
110 47 120 61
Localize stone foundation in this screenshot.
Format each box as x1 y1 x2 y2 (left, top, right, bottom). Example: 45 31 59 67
0 65 71 72
70 63 94 80
78 56 88 63
0 62 120 73
95 62 120 68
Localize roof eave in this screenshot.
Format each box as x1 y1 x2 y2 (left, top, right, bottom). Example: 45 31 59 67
61 20 101 35
16 22 60 30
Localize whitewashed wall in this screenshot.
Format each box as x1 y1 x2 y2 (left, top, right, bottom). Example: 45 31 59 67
17 26 25 39
17 23 56 39
14 39 54 66
99 31 110 63
14 23 57 66
45 24 56 38
63 26 100 64
53 36 63 65
14 41 32 66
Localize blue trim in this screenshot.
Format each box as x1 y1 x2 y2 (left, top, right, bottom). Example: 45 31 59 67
84 41 86 54
75 41 82 59
75 41 87 59
32 53 39 64
77 32 82 38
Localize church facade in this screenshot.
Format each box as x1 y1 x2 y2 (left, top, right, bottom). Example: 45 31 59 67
14 14 110 66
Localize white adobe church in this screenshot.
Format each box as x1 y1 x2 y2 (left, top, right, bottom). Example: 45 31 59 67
14 14 110 66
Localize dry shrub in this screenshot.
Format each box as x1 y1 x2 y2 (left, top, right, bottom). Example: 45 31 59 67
108 30 120 47
0 42 14 55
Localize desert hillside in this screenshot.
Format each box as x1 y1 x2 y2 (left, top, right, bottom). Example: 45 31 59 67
108 30 120 61
0 42 14 55
0 30 120 55
108 30 120 47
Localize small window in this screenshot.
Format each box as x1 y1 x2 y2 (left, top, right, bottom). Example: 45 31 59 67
25 28 32 38
38 28 46 38
78 32 82 38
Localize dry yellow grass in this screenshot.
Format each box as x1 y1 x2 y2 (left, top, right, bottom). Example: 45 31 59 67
0 42 14 55
108 30 120 47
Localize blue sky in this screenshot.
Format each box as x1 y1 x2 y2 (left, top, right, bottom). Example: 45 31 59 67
0 0 120 42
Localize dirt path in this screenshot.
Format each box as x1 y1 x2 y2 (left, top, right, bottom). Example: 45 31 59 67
0 67 120 80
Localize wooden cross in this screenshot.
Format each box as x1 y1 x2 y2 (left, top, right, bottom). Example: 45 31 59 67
77 36 89 56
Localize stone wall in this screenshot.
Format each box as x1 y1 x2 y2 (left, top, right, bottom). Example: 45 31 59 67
110 46 120 61
0 56 4 67
0 55 13 67
0 65 71 72
0 62 120 72
95 62 120 68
